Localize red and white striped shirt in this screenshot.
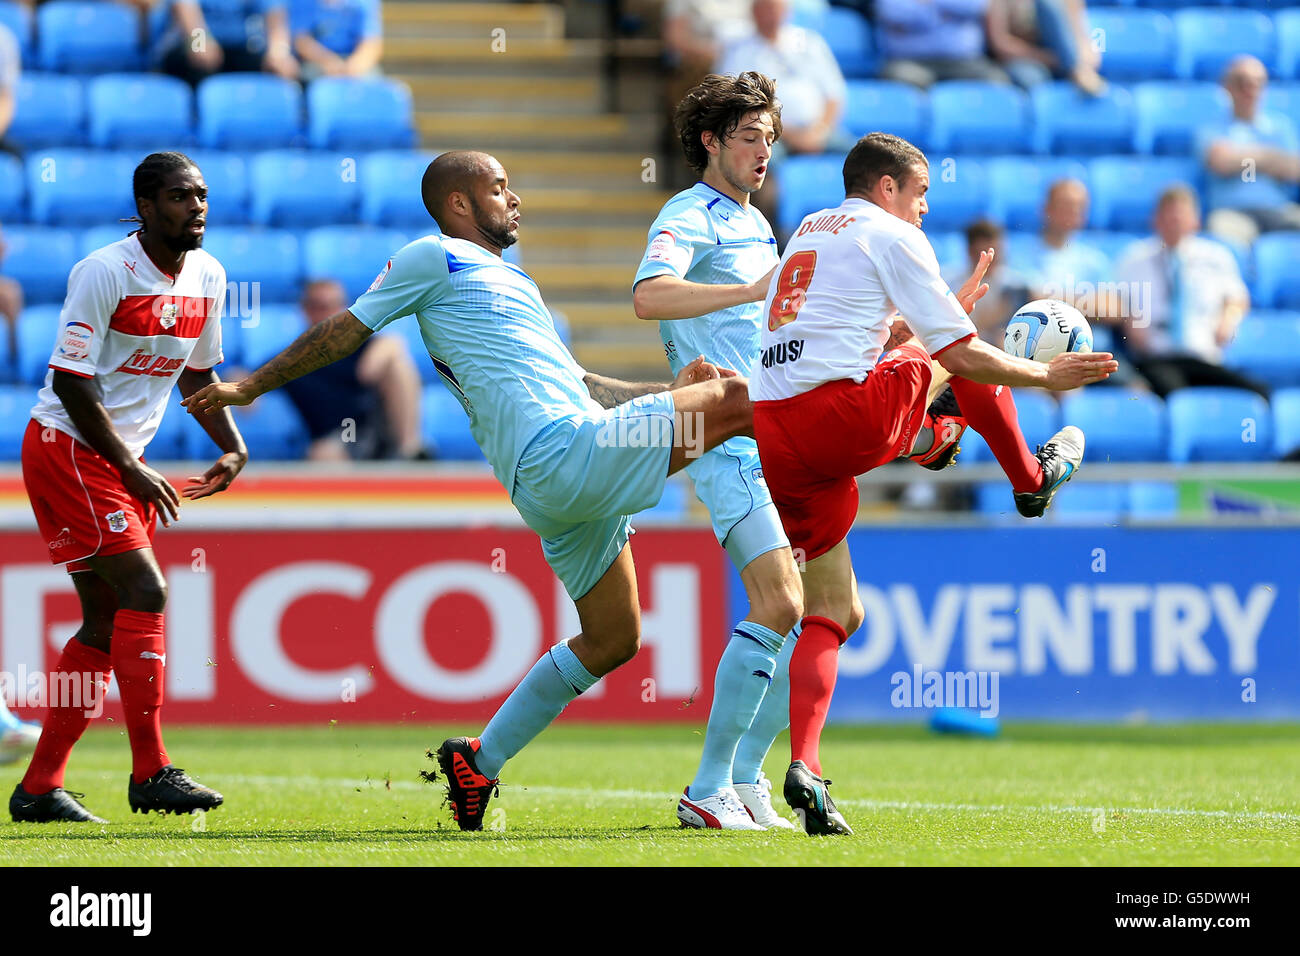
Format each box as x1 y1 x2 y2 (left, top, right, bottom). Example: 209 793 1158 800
32 233 226 457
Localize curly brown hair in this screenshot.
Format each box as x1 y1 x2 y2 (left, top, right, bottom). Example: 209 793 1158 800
674 72 783 174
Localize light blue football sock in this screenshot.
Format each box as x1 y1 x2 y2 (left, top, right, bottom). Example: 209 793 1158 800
732 624 799 785
476 640 598 779
687 621 784 799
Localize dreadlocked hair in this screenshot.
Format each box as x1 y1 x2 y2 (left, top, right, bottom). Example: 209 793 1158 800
125 151 198 228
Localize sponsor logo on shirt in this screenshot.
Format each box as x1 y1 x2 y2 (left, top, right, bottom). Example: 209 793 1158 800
368 260 392 292
115 349 185 378
760 339 805 369
106 511 128 533
646 231 677 262
48 527 73 551
751 467 765 486
57 322 94 362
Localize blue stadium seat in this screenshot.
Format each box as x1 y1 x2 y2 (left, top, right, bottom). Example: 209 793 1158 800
1091 8 1176 81
1128 481 1179 519
958 388 1060 463
0 386 38 461
301 226 410 302
986 156 1089 230
358 150 440 229
1134 82 1229 155
1167 387 1273 462
1224 310 1300 388
1061 389 1167 461
15 305 63 385
1253 231 1300 309
821 6 875 78
1279 10 1300 80
842 80 928 145
1266 83 1300 132
10 73 84 148
1 227 78 304
197 75 303 149
972 482 1019 519
1174 9 1276 80
37 1 142 72
205 389 307 460
1076 230 1144 263
0 1 33 64
929 82 1031 154
1032 83 1136 154
238 302 303 369
148 398 191 461
926 231 964 272
182 150 249 224
776 154 843 235
421 383 484 462
387 316 435 383
306 77 415 150
79 225 136 257
921 156 988 230
25 150 136 227
88 74 193 149
1087 156 1200 231
1272 387 1300 458
1049 482 1127 522
249 151 359 227
200 229 301 302
0 154 23 220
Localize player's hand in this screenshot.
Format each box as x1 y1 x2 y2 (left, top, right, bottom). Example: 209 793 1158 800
954 248 993 315
672 354 721 388
747 263 779 302
182 451 248 501
1044 351 1119 390
188 41 223 73
123 462 181 528
182 380 256 415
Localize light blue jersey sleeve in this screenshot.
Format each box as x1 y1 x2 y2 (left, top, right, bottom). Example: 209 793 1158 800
634 198 715 286
348 235 446 332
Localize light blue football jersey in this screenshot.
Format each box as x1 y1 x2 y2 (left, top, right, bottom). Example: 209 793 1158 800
349 234 603 492
634 183 779 376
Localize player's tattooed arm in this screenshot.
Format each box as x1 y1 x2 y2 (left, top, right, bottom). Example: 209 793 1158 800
582 372 668 409
177 369 248 500
883 318 917 353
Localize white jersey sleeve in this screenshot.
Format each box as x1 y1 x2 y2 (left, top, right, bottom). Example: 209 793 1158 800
873 228 976 356
187 264 227 371
48 257 121 379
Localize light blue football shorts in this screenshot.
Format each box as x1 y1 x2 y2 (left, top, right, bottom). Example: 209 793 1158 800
511 391 676 600
684 436 790 572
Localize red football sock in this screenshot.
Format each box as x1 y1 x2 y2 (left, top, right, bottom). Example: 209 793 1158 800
788 615 848 778
948 377 1044 494
22 639 112 795
110 609 170 783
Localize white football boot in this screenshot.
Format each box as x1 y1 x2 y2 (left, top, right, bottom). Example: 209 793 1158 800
677 786 766 830
733 772 798 830
0 712 40 766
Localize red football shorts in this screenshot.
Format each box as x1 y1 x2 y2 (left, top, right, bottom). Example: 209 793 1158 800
21 419 157 573
754 343 933 562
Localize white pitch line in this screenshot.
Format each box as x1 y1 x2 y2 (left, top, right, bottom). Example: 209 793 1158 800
222 774 1300 825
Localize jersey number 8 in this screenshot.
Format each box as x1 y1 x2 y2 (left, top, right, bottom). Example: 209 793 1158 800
767 250 818 331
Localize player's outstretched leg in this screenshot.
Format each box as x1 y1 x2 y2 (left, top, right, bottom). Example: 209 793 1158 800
680 545 801 831
432 544 638 831
1013 426 1086 518
905 384 967 471
0 696 40 767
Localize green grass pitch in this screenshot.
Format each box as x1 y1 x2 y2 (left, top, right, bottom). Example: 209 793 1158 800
4 723 1298 866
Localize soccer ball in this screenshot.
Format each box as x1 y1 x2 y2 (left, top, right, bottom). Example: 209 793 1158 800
1003 299 1093 362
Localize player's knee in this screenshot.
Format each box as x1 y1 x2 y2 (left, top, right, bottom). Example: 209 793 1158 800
722 376 753 434
124 573 168 613
602 630 641 671
758 584 803 637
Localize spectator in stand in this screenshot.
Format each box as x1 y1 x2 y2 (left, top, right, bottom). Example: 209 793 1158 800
290 0 383 80
986 0 1104 95
1199 55 1300 247
877 0 1010 89
157 0 299 86
0 21 18 157
1116 185 1265 400
0 221 21 363
942 219 1030 345
716 0 851 230
281 278 427 461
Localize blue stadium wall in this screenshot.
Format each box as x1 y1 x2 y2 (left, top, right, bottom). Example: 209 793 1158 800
727 526 1300 722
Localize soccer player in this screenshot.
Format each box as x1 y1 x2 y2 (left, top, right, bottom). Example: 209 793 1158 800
751 133 1118 834
633 72 802 831
10 152 245 824
183 150 755 831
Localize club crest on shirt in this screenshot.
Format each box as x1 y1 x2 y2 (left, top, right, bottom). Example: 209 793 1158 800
159 302 179 329
106 511 128 533
752 467 765 486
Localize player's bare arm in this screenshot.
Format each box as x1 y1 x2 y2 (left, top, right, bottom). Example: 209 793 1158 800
175 368 248 500
938 335 1117 390
632 268 777 321
183 310 372 413
582 356 725 408
51 370 181 526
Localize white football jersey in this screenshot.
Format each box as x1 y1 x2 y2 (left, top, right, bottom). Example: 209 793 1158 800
31 232 226 457
750 197 977 402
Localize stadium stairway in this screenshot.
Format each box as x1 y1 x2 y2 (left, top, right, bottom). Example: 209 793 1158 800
384 0 671 380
